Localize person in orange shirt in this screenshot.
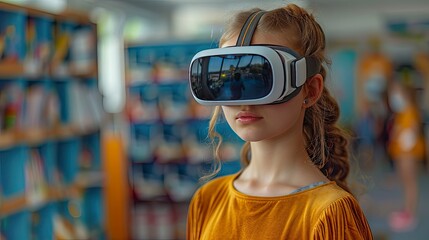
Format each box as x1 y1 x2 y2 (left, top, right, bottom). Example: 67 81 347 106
187 4 373 239
355 37 394 169
387 74 425 232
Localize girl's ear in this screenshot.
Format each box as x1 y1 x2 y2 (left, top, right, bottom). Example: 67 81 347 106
303 74 324 108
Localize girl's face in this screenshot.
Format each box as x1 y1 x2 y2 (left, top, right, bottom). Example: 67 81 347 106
220 32 307 142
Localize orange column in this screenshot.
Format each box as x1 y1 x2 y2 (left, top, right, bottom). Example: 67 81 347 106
102 131 130 239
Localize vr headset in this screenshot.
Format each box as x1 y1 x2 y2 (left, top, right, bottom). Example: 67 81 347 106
188 11 321 106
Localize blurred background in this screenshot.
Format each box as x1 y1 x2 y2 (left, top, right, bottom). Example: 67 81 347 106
0 0 428 239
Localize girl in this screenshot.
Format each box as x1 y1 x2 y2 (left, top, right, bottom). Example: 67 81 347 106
187 4 373 239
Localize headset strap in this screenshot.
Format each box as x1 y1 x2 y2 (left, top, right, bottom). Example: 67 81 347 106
272 86 302 104
308 57 321 78
236 11 266 46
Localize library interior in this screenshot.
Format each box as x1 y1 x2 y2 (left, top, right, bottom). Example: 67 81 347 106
0 0 429 239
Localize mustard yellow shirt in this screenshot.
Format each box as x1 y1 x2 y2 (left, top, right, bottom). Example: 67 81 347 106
187 174 373 240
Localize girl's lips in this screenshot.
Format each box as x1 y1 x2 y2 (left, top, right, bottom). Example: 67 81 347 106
236 112 263 123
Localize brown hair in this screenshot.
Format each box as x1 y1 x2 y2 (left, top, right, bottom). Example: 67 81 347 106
205 4 351 193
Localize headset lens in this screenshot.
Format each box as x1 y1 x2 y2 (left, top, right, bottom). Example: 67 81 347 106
190 54 273 101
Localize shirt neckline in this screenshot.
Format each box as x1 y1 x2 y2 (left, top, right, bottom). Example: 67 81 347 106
229 172 335 201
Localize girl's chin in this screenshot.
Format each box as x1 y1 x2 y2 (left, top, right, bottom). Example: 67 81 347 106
235 133 265 142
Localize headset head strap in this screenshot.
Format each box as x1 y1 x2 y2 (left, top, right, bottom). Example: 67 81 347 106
236 11 266 46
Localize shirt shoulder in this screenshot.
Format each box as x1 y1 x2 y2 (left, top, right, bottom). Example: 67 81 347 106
306 182 352 204
308 185 373 239
199 174 234 193
190 174 236 208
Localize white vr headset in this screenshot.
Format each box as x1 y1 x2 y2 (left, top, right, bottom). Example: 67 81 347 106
188 11 320 105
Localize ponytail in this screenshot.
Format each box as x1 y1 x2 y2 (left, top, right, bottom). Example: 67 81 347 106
304 82 351 193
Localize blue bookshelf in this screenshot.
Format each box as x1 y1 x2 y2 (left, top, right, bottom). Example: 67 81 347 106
0 2 105 240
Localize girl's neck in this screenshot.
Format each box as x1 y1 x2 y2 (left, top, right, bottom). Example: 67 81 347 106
240 138 328 186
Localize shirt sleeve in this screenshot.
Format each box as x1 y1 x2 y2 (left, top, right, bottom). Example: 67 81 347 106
312 195 373 240
187 188 202 240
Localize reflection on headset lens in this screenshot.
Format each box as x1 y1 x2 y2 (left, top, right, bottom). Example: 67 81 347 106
190 54 273 101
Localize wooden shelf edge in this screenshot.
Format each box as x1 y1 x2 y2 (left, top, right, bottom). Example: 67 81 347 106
0 62 98 79
0 2 93 24
0 131 17 149
0 194 27 217
0 125 102 149
0 62 25 78
0 179 103 218
75 171 104 188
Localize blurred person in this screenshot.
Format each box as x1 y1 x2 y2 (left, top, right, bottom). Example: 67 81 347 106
355 36 394 167
187 4 372 239
387 69 426 232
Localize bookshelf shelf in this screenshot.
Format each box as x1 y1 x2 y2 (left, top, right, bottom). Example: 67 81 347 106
0 131 16 149
0 2 105 240
0 62 24 77
0 177 104 218
0 194 27 217
0 125 102 150
0 63 98 79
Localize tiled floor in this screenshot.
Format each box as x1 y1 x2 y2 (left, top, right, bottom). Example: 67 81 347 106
354 148 429 240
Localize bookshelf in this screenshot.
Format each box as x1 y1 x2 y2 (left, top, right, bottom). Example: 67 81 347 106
125 41 243 239
0 2 105 240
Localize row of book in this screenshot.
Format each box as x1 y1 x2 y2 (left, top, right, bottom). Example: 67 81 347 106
0 14 97 77
126 42 216 85
126 82 213 124
1 137 99 197
129 120 242 164
0 80 104 136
